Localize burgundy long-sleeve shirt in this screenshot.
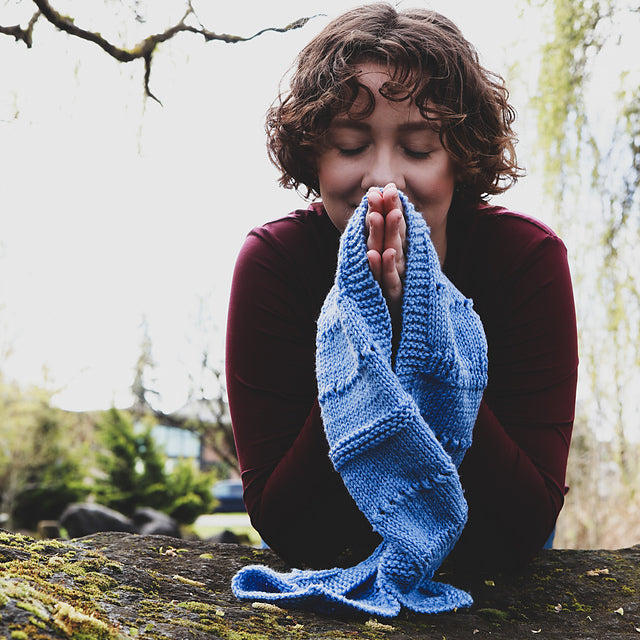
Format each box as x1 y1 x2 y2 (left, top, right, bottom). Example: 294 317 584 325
226 198 578 571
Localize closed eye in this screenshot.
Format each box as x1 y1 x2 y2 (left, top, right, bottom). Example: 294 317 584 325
404 148 433 159
337 145 368 157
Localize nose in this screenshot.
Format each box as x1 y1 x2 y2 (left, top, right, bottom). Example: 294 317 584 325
361 146 405 192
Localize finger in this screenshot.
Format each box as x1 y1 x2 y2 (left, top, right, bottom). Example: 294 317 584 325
367 187 384 215
382 183 401 216
367 249 382 283
384 209 406 280
381 248 403 315
382 183 406 249
366 210 385 254
384 208 403 251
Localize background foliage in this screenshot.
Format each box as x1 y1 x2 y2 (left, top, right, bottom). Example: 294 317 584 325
0 379 216 531
94 407 216 524
529 0 640 548
0 375 92 530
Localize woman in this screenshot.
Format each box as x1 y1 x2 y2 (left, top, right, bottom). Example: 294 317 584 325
226 3 578 589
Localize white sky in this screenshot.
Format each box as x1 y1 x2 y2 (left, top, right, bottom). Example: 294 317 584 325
0 0 551 412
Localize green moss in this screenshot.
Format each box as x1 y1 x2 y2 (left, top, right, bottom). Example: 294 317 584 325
74 573 119 593
118 585 145 595
52 601 119 639
477 608 511 622
0 531 127 640
0 531 28 546
134 598 182 628
178 601 215 614
29 540 68 553
15 599 48 621
28 616 46 629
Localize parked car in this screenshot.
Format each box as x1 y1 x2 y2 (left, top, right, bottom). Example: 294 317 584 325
211 479 246 513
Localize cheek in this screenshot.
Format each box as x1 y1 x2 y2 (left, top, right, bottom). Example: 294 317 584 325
418 163 456 200
318 153 364 195
319 166 352 196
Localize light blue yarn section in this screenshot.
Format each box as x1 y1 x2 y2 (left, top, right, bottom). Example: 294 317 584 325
232 192 488 617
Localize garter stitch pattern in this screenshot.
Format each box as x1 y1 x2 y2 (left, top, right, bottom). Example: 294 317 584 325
232 191 488 617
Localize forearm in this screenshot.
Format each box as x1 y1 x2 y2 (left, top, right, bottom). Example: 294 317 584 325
456 399 570 568
241 398 378 569
448 226 578 570
226 217 375 569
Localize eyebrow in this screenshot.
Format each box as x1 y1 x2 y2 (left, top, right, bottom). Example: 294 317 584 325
330 118 438 134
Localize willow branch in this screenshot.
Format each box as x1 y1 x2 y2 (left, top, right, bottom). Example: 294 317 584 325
7 0 318 103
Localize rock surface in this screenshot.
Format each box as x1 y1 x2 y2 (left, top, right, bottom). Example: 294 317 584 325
0 528 638 639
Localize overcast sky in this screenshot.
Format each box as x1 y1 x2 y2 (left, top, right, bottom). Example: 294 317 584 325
0 0 546 411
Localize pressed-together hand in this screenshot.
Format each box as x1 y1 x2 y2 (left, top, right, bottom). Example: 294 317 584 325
365 183 407 328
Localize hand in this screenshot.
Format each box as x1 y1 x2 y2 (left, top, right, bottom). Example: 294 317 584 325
365 183 407 329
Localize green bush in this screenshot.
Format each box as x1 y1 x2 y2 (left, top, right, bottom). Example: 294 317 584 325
93 408 215 524
12 459 91 530
163 458 217 524
0 378 93 530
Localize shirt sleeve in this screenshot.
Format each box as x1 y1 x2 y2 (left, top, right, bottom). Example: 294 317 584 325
453 229 578 570
225 220 379 568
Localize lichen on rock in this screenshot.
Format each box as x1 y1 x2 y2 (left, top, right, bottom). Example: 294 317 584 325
1 529 639 639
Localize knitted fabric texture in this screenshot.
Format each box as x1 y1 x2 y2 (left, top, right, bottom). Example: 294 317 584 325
232 192 488 617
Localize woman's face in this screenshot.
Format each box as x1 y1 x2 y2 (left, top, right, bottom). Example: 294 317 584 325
317 62 457 249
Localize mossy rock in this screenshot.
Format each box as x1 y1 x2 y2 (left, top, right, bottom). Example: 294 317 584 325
0 529 638 639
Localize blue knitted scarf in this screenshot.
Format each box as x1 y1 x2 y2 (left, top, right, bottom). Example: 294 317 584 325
232 192 488 617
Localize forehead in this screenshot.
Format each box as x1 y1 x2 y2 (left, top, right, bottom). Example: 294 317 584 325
331 62 439 132
355 61 401 84
329 117 438 137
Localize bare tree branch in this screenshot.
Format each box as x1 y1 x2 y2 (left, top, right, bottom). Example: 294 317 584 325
0 10 40 47
3 0 318 103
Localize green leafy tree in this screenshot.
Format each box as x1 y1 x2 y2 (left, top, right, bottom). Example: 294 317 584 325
0 375 92 530
532 0 639 456
94 407 215 524
529 0 640 547
94 408 166 515
161 458 217 524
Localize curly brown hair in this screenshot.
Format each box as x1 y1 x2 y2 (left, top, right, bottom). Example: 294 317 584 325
266 3 523 204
